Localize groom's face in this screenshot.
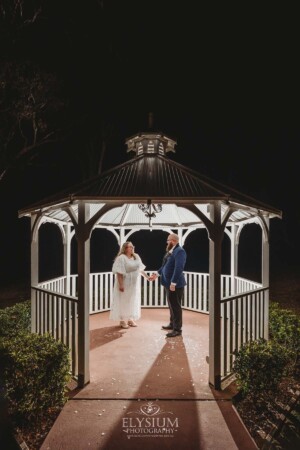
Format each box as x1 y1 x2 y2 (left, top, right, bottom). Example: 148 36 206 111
166 236 175 252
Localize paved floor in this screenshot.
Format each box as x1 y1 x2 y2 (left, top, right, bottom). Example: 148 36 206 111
41 309 258 450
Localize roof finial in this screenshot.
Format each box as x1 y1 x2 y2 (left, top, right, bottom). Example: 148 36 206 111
148 112 154 130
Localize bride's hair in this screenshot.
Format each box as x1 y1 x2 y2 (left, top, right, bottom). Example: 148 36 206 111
115 241 137 260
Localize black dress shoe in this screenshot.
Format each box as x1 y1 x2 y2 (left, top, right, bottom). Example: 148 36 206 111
166 330 182 338
162 325 173 330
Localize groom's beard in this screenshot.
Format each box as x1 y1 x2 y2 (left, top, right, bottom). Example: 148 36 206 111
166 243 174 252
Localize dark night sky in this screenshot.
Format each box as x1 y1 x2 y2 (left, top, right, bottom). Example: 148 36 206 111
0 2 299 287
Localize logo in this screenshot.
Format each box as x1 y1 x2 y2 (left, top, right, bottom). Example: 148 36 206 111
122 401 179 439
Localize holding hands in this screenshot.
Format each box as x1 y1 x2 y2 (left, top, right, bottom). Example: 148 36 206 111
149 273 158 281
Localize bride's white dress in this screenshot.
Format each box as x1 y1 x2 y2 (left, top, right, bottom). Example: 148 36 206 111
109 253 146 321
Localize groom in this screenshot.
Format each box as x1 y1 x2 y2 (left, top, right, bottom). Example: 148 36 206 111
151 233 187 337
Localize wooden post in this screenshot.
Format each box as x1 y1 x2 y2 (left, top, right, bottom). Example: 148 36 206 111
77 202 90 387
262 216 270 340
208 202 222 390
31 214 39 333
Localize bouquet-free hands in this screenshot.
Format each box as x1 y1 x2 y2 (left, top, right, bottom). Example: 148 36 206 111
149 273 158 281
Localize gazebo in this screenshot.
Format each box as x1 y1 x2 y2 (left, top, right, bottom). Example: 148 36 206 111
18 128 282 390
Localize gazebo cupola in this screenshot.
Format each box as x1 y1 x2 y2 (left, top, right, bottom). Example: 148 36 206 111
125 132 177 156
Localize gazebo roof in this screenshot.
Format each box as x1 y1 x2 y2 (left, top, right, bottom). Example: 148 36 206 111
18 131 282 229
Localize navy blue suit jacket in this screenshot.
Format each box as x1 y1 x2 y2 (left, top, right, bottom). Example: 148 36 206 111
158 245 187 288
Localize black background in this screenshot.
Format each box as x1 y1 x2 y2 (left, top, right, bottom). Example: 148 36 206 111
0 2 299 288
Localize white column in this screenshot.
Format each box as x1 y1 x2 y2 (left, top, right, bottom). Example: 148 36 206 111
63 224 71 295
31 214 39 333
230 224 238 296
120 228 125 245
208 202 222 390
77 202 90 387
177 228 183 245
262 216 270 339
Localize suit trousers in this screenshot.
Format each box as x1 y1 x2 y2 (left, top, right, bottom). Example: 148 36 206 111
165 287 184 332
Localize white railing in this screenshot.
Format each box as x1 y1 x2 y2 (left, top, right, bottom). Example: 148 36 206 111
220 286 267 380
34 272 265 381
31 286 78 376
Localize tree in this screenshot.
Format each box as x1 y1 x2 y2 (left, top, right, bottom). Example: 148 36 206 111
0 60 68 181
0 0 132 184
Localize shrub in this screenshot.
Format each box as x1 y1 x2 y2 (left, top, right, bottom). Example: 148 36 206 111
269 302 300 365
0 332 71 424
0 300 31 337
232 338 289 397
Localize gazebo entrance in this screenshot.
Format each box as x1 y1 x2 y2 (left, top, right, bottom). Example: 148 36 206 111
18 128 282 390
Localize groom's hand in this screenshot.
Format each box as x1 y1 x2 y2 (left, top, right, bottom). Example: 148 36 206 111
150 273 158 281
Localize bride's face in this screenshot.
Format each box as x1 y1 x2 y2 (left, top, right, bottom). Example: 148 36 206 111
125 243 134 256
